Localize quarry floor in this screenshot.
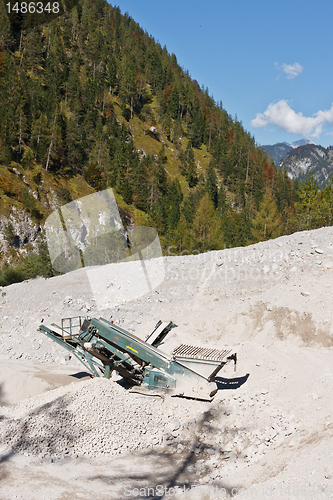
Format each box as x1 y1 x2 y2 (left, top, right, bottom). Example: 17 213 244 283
1 226 333 499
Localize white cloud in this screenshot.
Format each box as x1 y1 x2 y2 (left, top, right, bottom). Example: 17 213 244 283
282 62 304 79
274 62 304 79
316 106 333 125
251 100 333 138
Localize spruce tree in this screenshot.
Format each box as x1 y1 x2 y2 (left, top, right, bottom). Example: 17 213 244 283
206 164 218 208
217 184 228 219
169 84 179 119
173 213 191 254
166 178 183 230
251 188 282 242
185 143 197 188
293 172 320 230
192 193 222 251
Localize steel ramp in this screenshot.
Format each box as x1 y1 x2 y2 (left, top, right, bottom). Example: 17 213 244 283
172 344 234 381
172 344 232 361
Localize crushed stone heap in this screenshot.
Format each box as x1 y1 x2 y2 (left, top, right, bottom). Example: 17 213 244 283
0 378 170 459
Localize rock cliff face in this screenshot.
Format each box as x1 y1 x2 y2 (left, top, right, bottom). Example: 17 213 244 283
0 208 41 262
279 144 333 187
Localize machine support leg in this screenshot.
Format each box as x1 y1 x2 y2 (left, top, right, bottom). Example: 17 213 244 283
104 365 111 379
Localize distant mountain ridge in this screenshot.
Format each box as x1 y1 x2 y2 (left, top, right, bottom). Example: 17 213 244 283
262 138 314 165
262 139 333 187
279 144 333 187
290 138 315 149
262 142 293 164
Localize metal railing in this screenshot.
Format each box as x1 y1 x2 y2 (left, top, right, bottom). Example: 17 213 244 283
60 316 87 339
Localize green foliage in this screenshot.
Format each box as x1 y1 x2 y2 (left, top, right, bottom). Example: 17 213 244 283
251 188 283 242
185 143 198 188
171 213 191 255
222 213 239 248
287 172 333 231
22 146 34 168
191 193 223 251
84 164 103 190
0 0 306 266
0 236 55 287
293 172 321 230
21 187 36 215
0 265 24 287
206 164 218 208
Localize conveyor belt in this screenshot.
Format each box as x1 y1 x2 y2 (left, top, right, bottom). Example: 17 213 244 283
40 315 237 400
172 344 231 361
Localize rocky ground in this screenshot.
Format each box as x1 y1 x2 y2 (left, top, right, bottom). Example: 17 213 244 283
1 226 333 499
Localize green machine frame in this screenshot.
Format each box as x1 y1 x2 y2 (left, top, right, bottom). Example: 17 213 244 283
39 316 236 400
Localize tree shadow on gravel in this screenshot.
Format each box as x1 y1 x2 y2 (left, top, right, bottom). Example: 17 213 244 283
0 383 9 481
0 385 5 411
0 466 9 484
88 405 245 499
0 395 79 464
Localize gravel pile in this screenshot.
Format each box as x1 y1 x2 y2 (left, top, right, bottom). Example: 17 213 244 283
0 377 170 459
0 373 299 479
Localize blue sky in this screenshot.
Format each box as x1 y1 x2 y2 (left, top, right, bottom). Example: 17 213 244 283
111 0 333 147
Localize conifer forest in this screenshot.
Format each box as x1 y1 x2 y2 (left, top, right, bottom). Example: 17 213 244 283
1 0 333 285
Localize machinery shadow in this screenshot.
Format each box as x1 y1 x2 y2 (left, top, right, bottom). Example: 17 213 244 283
69 371 93 379
215 373 250 391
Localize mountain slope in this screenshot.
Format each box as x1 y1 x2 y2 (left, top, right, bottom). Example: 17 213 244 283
262 139 315 165
262 142 293 164
0 0 292 281
279 144 333 187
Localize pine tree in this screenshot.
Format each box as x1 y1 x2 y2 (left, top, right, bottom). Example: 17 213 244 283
172 213 191 254
130 158 149 212
251 188 282 242
217 183 228 219
294 172 321 230
206 164 218 208
192 193 222 251
320 180 333 227
222 212 240 248
185 143 197 188
190 108 205 147
169 84 179 119
166 178 183 230
238 206 252 246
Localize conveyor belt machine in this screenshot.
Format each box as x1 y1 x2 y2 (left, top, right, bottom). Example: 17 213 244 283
39 316 236 400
